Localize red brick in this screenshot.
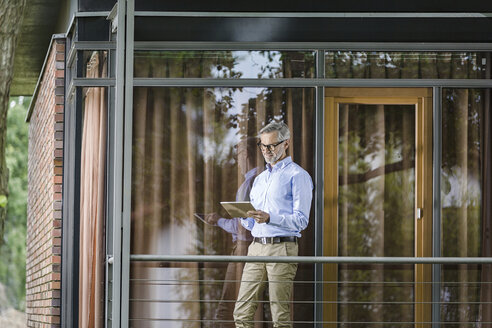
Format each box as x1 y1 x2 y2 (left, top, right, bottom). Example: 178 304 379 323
27 37 64 327
55 70 64 78
55 43 65 52
54 114 64 122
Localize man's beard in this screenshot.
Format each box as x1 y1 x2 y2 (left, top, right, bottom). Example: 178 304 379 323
263 150 283 164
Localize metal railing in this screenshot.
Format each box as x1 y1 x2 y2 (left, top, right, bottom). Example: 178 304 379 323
127 255 492 327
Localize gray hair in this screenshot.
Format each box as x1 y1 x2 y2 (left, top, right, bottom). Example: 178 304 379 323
259 121 290 141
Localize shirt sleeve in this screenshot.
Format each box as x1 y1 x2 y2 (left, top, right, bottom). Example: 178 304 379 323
217 218 238 234
268 171 313 232
240 217 255 231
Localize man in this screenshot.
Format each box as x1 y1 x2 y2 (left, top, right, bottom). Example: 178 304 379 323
233 122 313 328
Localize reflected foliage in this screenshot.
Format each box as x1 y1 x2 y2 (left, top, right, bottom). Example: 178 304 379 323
134 50 316 79
326 52 489 79
130 50 315 326
337 104 415 325
441 89 490 325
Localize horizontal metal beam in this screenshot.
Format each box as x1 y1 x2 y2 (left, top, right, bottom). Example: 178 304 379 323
133 78 492 88
134 41 492 51
130 254 492 264
72 78 116 86
73 41 116 50
134 12 491 18
75 11 111 17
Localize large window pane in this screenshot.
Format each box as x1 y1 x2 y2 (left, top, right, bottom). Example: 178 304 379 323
326 52 490 79
134 51 316 78
338 104 416 326
130 87 315 326
441 88 492 326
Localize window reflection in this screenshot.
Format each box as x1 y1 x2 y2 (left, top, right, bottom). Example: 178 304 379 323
337 104 416 325
78 50 108 78
441 88 492 325
134 51 316 78
326 52 490 79
130 87 315 326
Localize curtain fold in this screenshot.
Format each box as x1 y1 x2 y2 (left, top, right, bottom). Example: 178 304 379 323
79 51 107 328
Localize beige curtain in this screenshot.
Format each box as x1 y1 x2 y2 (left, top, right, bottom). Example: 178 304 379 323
79 51 107 328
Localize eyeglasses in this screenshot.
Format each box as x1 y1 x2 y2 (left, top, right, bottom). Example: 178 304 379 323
257 140 286 152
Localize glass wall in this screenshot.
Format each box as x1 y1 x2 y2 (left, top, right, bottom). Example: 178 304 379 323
134 51 316 78
129 86 315 326
441 88 492 325
325 52 491 79
337 103 416 326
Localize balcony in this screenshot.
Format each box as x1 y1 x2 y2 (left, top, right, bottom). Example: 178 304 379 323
126 255 492 327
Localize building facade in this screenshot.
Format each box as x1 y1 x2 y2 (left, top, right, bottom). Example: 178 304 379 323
24 0 492 327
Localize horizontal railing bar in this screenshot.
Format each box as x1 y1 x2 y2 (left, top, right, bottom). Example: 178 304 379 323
129 299 492 305
128 318 492 324
129 278 491 285
130 254 492 264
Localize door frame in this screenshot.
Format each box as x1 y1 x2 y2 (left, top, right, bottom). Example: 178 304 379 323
323 87 433 327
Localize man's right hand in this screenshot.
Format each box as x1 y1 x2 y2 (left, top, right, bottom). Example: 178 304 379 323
205 213 220 225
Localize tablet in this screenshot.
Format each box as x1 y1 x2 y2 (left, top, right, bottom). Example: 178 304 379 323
220 201 256 218
194 213 211 225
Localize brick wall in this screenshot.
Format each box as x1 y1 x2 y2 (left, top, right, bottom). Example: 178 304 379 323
26 38 64 328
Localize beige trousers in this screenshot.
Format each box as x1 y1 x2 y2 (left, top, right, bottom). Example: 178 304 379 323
233 241 298 328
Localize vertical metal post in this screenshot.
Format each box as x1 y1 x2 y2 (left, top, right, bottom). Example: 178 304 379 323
105 85 115 327
120 0 135 327
111 0 127 326
432 86 442 328
314 49 325 328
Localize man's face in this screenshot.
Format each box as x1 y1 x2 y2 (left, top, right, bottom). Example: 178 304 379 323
259 131 289 165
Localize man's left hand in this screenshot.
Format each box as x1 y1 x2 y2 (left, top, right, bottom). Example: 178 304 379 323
247 210 270 224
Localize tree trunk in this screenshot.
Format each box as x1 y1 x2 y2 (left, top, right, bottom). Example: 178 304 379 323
0 0 27 246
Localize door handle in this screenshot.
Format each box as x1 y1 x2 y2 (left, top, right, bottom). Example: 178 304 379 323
417 208 423 219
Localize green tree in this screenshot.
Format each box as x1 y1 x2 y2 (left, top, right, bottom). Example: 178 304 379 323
0 0 27 246
0 96 28 310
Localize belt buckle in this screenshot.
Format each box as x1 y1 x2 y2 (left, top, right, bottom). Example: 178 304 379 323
261 237 267 244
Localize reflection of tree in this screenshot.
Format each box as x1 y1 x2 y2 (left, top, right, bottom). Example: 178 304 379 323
172 85 315 327
338 105 415 326
131 48 316 325
326 51 487 79
441 89 484 326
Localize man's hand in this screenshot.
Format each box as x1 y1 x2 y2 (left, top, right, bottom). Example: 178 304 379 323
205 213 220 225
247 210 270 224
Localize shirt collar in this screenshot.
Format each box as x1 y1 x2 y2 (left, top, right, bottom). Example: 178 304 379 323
266 156 292 172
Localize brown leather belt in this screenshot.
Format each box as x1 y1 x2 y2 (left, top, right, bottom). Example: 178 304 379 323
253 236 297 244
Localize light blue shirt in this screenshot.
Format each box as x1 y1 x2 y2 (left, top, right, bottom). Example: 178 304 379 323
240 156 313 238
